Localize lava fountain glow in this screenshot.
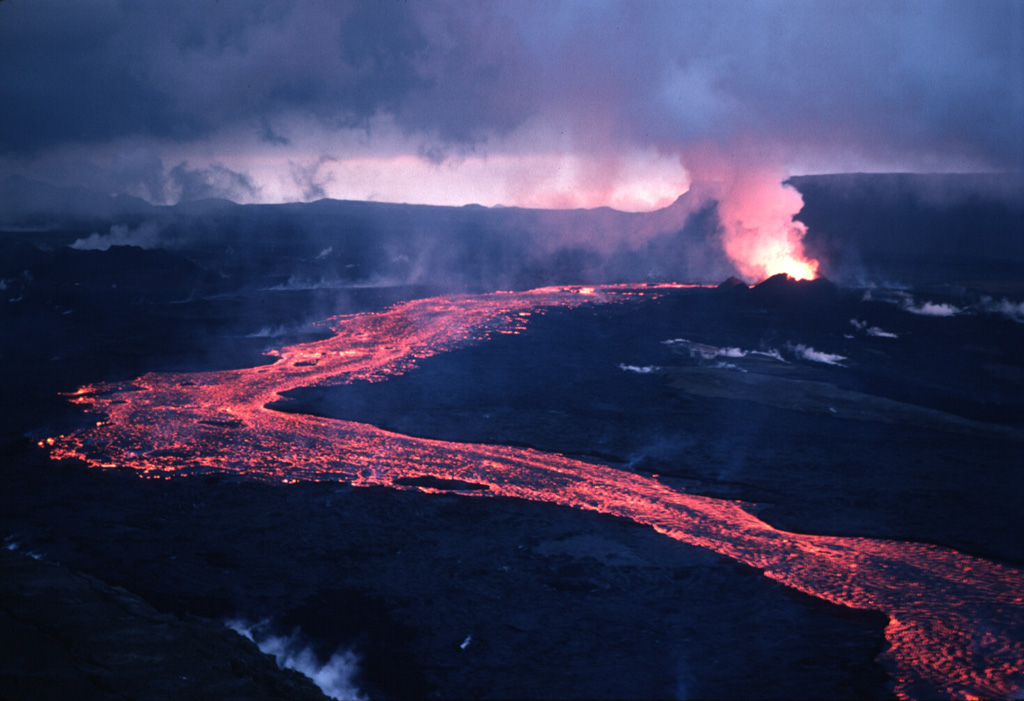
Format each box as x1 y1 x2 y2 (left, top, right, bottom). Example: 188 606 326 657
716 175 820 281
46 284 1022 700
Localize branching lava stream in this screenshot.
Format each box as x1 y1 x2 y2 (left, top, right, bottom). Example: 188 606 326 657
46 284 1023 700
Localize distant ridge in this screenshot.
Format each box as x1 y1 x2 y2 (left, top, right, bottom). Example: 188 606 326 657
0 176 154 224
6 172 1022 288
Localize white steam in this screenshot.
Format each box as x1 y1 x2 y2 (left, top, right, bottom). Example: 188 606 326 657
981 297 1024 323
753 348 787 363
70 222 163 250
619 363 659 374
850 319 898 338
663 338 788 365
788 344 847 366
902 300 961 317
666 337 846 367
225 618 366 701
712 360 747 372
662 338 749 361
869 290 1024 324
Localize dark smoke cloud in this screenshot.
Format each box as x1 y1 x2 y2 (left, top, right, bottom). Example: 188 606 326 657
0 0 1021 284
2 1 1020 170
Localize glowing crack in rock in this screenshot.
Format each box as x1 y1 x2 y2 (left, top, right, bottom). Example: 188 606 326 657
46 284 1024 700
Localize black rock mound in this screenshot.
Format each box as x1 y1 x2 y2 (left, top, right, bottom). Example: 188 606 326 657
748 273 839 305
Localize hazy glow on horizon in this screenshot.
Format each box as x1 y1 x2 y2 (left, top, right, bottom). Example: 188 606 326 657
1 1 1021 277
235 146 690 211
3 1 1019 207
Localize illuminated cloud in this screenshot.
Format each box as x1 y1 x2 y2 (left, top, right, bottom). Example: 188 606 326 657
0 0 1020 227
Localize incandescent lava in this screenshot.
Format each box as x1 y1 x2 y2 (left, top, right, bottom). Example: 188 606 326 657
46 284 1024 700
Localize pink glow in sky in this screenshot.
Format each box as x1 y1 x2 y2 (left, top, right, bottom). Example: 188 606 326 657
1 0 1020 281
235 144 690 212
715 174 819 280
3 1 1019 208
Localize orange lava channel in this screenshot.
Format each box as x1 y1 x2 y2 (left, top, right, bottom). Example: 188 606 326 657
47 284 1023 700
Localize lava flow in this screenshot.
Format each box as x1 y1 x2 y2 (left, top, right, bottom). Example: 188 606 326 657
47 284 1023 700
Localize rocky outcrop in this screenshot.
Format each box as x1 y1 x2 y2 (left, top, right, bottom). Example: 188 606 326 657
0 547 327 701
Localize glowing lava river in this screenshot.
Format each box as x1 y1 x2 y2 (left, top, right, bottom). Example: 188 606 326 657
45 284 1024 700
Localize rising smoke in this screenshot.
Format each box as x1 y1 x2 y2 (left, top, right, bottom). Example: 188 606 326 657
901 300 962 318
786 343 847 367
225 618 367 701
664 336 847 368
70 222 163 251
705 173 819 281
2 2 1021 292
981 297 1024 323
850 319 898 338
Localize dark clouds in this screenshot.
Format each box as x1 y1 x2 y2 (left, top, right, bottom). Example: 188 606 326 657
0 0 535 154
0 2 178 153
0 0 1022 205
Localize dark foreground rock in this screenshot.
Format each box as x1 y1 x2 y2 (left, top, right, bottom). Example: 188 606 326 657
1 443 892 700
0 546 327 701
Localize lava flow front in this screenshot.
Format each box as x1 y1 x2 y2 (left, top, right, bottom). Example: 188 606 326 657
47 284 1023 700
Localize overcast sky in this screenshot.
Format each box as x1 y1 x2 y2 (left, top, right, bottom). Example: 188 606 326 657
1 0 1022 210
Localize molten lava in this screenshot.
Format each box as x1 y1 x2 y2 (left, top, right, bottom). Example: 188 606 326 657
722 215 819 281
46 284 1023 700
756 235 819 281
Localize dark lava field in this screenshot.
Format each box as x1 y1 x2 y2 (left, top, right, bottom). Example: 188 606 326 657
2 175 1023 699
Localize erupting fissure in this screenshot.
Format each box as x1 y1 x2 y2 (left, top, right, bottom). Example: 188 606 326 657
47 284 1023 700
714 175 820 281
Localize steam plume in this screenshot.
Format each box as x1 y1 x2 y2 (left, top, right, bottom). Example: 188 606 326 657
225 618 366 701
902 300 961 317
70 222 163 251
710 173 819 281
788 343 846 366
981 297 1024 323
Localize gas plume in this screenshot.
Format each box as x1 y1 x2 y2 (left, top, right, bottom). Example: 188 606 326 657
70 222 163 251
902 300 961 318
982 297 1024 323
226 619 366 701
786 343 847 367
710 173 819 282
